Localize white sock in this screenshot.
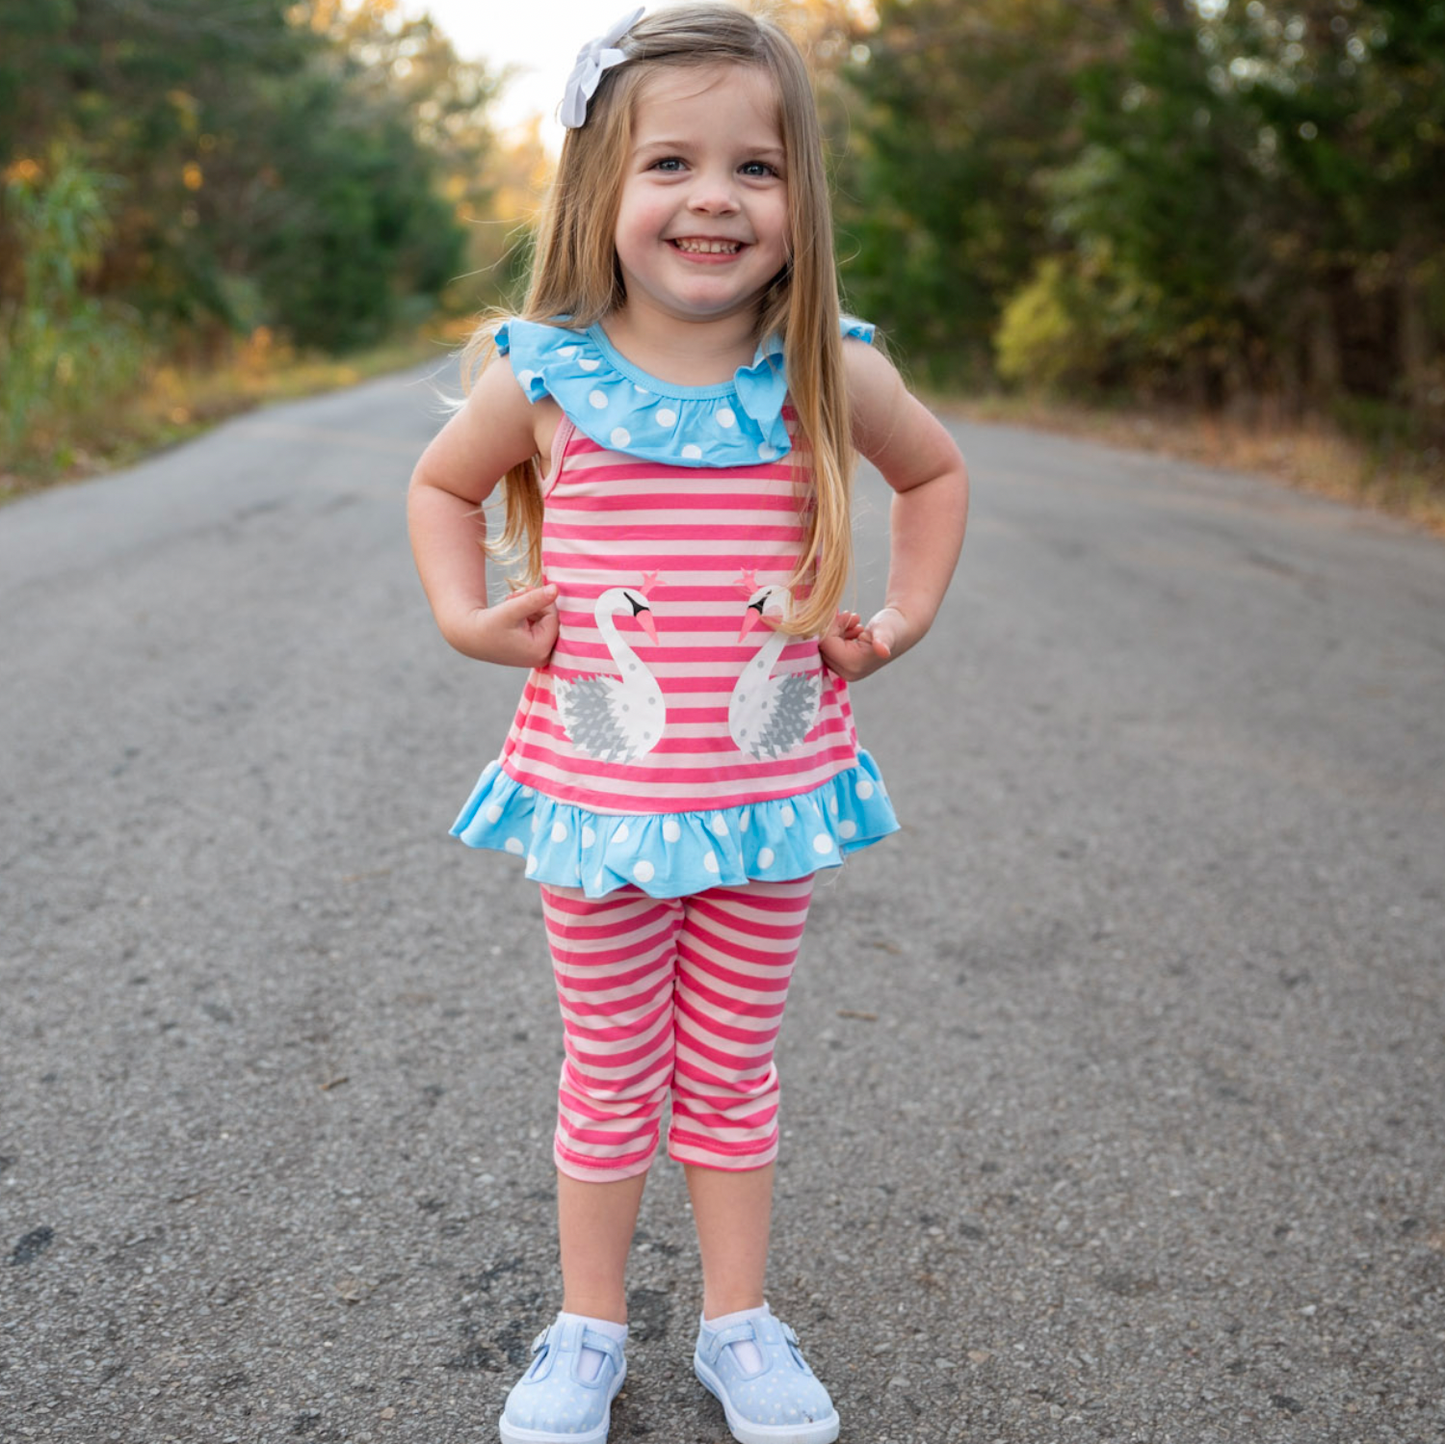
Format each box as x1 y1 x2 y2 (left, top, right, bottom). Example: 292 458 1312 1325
702 1303 769 1374
559 1312 627 1384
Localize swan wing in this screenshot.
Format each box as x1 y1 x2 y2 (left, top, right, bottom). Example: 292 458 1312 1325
555 674 663 763
753 669 822 759
555 675 627 761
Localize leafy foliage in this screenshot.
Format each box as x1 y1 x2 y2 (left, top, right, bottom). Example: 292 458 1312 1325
0 0 506 465
838 0 1445 440
1 146 148 459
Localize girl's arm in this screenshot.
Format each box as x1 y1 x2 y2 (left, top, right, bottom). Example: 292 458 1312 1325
407 358 560 668
819 342 970 682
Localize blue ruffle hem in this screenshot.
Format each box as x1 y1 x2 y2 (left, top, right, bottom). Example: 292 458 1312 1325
451 753 899 899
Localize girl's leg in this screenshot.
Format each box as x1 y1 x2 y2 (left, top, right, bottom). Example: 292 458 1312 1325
539 884 686 1319
669 876 815 1316
557 1169 647 1322
684 1159 775 1317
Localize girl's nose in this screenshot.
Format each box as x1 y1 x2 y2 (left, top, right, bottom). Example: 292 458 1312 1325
686 172 740 215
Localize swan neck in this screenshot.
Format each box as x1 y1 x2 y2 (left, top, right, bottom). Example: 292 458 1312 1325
596 597 643 671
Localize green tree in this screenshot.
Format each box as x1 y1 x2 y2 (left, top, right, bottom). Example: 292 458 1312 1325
1 147 146 457
836 0 1118 384
0 0 497 353
838 0 1445 438
1047 0 1288 403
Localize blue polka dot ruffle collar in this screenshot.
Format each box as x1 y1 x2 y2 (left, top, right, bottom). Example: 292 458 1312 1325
495 315 875 469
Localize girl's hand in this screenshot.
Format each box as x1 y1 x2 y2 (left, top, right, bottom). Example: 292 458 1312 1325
819 606 906 683
445 583 560 667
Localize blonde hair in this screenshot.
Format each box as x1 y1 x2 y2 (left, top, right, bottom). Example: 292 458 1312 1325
467 1 854 637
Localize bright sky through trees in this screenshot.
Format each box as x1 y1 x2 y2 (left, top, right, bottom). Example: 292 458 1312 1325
395 0 611 145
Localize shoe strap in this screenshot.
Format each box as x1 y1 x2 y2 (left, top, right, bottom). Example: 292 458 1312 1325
528 1316 579 1359
705 1320 759 1351
578 1327 625 1365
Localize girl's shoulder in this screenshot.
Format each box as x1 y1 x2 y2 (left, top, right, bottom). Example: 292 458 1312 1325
494 316 874 470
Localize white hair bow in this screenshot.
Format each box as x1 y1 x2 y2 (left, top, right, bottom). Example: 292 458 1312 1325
559 7 645 129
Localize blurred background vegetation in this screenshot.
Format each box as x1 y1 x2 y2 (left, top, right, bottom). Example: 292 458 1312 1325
828 0 1445 484
0 0 540 486
2 0 1442 517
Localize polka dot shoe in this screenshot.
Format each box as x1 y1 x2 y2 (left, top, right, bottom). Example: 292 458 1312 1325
498 1314 626 1444
693 1306 840 1444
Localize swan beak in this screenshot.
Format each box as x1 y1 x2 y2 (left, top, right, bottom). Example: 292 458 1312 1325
737 607 761 642
636 609 659 645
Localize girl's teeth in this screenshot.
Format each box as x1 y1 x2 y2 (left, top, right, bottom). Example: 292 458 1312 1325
674 239 741 254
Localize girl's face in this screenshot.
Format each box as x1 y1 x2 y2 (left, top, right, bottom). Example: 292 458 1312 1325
613 64 789 329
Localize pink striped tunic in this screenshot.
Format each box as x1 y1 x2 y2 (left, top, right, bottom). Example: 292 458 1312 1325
500 416 859 812
451 318 898 898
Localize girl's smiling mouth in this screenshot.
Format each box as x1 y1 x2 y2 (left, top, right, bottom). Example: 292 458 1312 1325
670 237 744 255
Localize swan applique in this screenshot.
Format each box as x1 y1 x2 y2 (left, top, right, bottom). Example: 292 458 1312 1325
554 580 665 763
728 574 822 760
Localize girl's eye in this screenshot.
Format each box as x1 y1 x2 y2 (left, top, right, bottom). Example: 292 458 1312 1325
651 157 685 172
740 161 777 178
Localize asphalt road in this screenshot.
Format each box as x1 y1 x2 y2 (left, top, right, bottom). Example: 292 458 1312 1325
2 367 1442 1444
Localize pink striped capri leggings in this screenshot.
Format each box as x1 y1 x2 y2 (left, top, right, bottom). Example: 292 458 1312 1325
539 875 816 1181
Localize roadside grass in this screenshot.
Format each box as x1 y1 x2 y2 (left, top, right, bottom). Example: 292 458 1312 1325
945 392 1445 535
0 320 472 506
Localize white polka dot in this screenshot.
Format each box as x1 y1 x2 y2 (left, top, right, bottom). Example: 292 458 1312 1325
656 408 677 427
715 406 736 428
505 837 525 855
663 819 682 843
579 356 600 371
739 809 751 832
828 797 839 815
484 802 503 823
758 443 778 460
757 847 775 868
551 822 568 843
610 427 631 448
839 820 858 839
521 786 535 797
813 834 833 855
634 383 650 394
703 851 719 874
856 779 875 799
682 443 703 460
526 854 539 874
614 822 630 843
517 368 537 387
588 389 608 409
557 345 578 359
581 825 596 847
780 804 795 826
709 816 729 838
531 816 541 832
634 859 655 883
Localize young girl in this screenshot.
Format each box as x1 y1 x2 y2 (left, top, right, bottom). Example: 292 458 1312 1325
408 7 968 1442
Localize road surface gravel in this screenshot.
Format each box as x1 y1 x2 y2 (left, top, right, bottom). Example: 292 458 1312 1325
2 366 1442 1442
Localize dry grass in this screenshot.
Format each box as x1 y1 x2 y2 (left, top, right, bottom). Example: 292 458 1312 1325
0 320 473 506
942 392 1445 536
